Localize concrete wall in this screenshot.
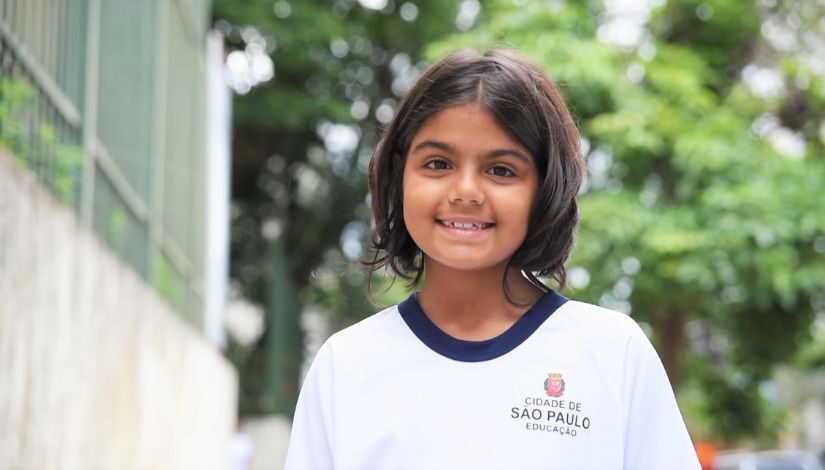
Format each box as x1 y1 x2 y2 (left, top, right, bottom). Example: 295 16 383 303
0 150 238 469
242 415 291 470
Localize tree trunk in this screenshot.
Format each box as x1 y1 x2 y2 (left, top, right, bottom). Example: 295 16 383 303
650 310 687 389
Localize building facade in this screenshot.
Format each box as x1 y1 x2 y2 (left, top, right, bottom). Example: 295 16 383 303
0 0 236 467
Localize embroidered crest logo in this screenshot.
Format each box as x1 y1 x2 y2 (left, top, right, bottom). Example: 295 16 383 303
544 373 565 397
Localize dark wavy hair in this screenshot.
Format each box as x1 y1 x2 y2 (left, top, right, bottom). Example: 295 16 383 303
364 48 584 301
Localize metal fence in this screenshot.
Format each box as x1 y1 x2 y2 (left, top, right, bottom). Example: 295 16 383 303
0 0 211 327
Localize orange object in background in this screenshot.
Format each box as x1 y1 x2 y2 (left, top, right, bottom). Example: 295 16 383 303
696 441 719 470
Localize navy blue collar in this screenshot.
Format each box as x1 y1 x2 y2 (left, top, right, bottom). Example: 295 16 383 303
397 290 568 362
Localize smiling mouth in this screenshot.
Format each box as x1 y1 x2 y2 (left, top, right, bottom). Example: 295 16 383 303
437 219 495 230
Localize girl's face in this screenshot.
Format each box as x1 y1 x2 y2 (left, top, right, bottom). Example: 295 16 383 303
402 103 539 273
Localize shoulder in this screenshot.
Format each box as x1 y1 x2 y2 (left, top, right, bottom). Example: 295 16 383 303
554 299 647 341
320 304 409 358
544 299 655 363
306 303 421 384
329 304 402 340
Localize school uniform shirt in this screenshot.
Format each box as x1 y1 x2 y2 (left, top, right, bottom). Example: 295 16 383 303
284 290 700 470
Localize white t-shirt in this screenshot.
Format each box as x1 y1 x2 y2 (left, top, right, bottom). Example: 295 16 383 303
285 290 700 470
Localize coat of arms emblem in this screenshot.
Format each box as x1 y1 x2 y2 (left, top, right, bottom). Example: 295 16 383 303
544 372 565 397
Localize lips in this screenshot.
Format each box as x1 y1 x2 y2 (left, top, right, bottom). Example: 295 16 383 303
436 219 495 230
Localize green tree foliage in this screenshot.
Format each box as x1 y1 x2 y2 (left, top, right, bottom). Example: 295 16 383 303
211 0 462 415
429 0 825 443
214 0 825 443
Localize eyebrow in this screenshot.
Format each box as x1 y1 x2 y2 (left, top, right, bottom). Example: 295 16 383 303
411 139 532 164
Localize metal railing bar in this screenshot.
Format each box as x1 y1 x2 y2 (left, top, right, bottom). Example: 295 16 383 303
0 19 81 127
81 0 100 226
150 0 170 304
33 0 42 75
171 0 205 45
158 231 192 280
97 143 198 286
93 139 149 223
56 0 64 89
47 0 58 80
190 280 203 298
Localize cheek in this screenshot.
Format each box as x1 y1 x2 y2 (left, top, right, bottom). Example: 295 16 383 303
495 189 536 241
498 189 534 218
402 179 431 224
401 172 424 224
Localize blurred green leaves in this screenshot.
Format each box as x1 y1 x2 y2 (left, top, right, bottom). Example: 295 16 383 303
0 76 83 205
216 0 825 441
428 0 825 443
213 0 461 415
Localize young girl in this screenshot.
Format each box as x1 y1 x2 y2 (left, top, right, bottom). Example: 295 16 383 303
284 49 700 470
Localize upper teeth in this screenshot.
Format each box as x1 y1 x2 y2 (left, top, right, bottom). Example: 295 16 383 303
443 221 486 230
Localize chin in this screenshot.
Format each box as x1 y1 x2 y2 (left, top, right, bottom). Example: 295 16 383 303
426 254 509 273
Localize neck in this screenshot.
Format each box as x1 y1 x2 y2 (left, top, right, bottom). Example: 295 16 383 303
416 258 545 340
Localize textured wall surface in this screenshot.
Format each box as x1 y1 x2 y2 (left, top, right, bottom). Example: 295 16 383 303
0 151 238 470
243 415 291 470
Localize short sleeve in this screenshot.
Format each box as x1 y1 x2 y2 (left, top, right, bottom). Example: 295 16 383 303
622 325 700 470
284 341 335 470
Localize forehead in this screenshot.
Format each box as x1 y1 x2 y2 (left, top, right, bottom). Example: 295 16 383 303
409 104 532 158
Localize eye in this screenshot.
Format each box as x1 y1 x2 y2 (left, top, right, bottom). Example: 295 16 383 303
424 159 450 170
488 165 515 178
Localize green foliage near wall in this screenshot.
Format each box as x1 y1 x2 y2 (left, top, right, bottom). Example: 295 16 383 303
153 254 187 317
0 76 33 165
0 76 83 206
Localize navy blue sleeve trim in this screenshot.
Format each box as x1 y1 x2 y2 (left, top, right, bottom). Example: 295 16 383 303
397 290 568 362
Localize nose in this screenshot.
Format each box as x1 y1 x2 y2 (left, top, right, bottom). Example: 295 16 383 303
447 169 485 205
